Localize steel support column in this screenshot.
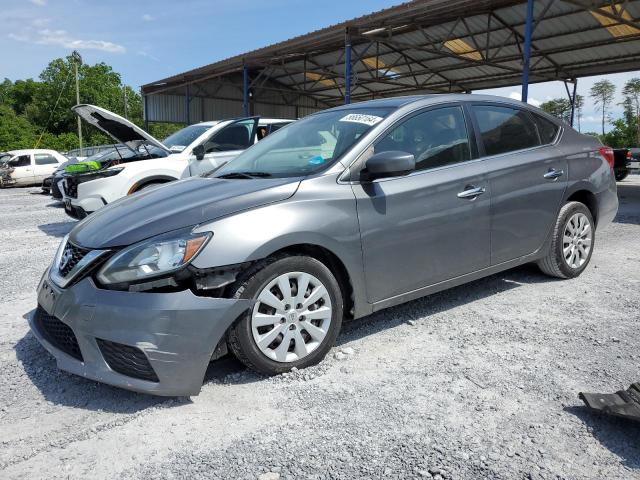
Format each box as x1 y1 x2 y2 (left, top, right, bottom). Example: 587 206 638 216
243 64 250 116
521 0 534 103
570 79 578 127
345 31 352 105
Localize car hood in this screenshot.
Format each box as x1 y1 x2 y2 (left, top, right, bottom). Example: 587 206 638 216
69 176 301 249
72 104 170 154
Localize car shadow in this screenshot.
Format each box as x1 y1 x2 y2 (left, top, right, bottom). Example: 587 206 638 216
38 221 76 237
14 329 174 413
565 405 640 469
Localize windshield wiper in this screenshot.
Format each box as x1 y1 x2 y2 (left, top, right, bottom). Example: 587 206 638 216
217 171 273 179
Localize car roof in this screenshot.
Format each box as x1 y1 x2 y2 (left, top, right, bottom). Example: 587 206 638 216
7 149 59 155
326 93 539 112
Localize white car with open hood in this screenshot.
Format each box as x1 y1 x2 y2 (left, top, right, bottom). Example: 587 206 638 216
62 104 292 218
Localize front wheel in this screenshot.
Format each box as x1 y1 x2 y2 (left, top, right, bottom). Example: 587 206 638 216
228 255 343 375
537 201 595 279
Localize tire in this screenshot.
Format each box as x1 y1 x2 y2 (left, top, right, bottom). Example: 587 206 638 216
228 255 343 375
615 170 629 182
537 201 595 279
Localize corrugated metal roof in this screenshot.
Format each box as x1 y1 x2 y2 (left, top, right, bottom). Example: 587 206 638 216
143 0 640 123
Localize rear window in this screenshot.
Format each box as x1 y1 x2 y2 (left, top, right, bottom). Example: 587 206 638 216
532 114 560 144
473 105 539 156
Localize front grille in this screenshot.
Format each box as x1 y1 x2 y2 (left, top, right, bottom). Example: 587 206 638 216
34 306 83 361
59 241 91 277
97 339 159 383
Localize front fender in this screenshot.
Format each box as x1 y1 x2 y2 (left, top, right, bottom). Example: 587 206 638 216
191 175 371 317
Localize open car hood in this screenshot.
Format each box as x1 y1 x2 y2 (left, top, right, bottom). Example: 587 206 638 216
72 104 171 154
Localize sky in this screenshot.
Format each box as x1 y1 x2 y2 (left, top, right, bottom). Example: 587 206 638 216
1 0 637 133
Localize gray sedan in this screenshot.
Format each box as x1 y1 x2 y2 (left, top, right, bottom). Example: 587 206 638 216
31 94 618 396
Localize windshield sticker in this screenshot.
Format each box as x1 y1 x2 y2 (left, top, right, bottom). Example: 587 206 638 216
339 113 383 126
308 155 325 166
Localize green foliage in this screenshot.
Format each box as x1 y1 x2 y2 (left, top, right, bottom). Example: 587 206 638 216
0 56 144 151
149 122 185 141
540 98 572 123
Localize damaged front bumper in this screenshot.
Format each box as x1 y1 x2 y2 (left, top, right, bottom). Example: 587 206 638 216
0 168 16 187
29 269 252 396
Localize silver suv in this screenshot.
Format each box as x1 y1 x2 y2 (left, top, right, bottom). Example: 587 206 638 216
31 94 618 396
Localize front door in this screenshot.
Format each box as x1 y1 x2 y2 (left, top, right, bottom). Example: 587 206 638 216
189 118 259 176
8 154 34 185
351 105 491 303
470 104 568 264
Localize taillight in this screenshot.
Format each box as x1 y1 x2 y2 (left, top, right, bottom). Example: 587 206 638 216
599 146 615 170
627 150 632 160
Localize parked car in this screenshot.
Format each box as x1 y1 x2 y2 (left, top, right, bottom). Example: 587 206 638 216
49 145 164 200
613 148 631 181
0 149 68 187
627 147 640 175
31 94 618 396
62 104 292 219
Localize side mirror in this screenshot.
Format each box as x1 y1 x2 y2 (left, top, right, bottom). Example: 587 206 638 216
192 145 205 161
363 150 415 181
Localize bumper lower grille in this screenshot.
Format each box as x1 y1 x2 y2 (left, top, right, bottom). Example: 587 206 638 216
97 339 159 383
34 306 83 361
63 177 78 198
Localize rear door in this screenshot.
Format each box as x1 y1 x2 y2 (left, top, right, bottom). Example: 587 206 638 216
33 153 61 181
470 103 567 265
352 104 491 302
190 118 259 176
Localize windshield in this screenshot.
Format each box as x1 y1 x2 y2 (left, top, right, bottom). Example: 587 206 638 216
0 153 11 167
162 124 215 152
213 108 393 178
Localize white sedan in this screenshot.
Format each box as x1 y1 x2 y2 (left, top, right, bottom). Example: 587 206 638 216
0 149 68 187
62 105 292 218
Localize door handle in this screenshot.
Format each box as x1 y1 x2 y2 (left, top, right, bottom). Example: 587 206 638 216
543 168 564 180
457 185 486 199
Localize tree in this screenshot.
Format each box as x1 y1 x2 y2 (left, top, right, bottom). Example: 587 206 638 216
622 78 640 145
0 105 38 150
575 95 584 132
540 98 572 123
590 79 615 135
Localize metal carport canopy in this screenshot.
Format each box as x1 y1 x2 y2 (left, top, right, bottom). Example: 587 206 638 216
141 0 640 124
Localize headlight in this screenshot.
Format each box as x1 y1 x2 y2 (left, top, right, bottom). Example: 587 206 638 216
97 230 211 285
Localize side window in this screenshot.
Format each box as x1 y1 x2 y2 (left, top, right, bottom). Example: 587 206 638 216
204 119 256 153
9 155 31 167
34 154 58 165
472 105 539 156
532 114 560 144
374 106 472 171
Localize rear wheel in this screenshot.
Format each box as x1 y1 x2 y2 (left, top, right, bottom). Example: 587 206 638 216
228 255 343 375
537 201 595 279
615 169 629 181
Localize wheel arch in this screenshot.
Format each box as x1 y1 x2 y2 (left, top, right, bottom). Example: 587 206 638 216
127 175 177 194
564 185 599 226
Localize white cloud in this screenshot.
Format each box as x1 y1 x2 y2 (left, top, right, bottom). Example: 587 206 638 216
507 91 542 107
29 0 47 5
142 14 155 21
8 28 126 53
31 17 50 27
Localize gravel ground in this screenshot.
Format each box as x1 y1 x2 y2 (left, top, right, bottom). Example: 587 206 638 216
1 179 639 480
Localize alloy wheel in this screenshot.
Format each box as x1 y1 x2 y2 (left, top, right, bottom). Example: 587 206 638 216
562 212 592 269
251 272 332 363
